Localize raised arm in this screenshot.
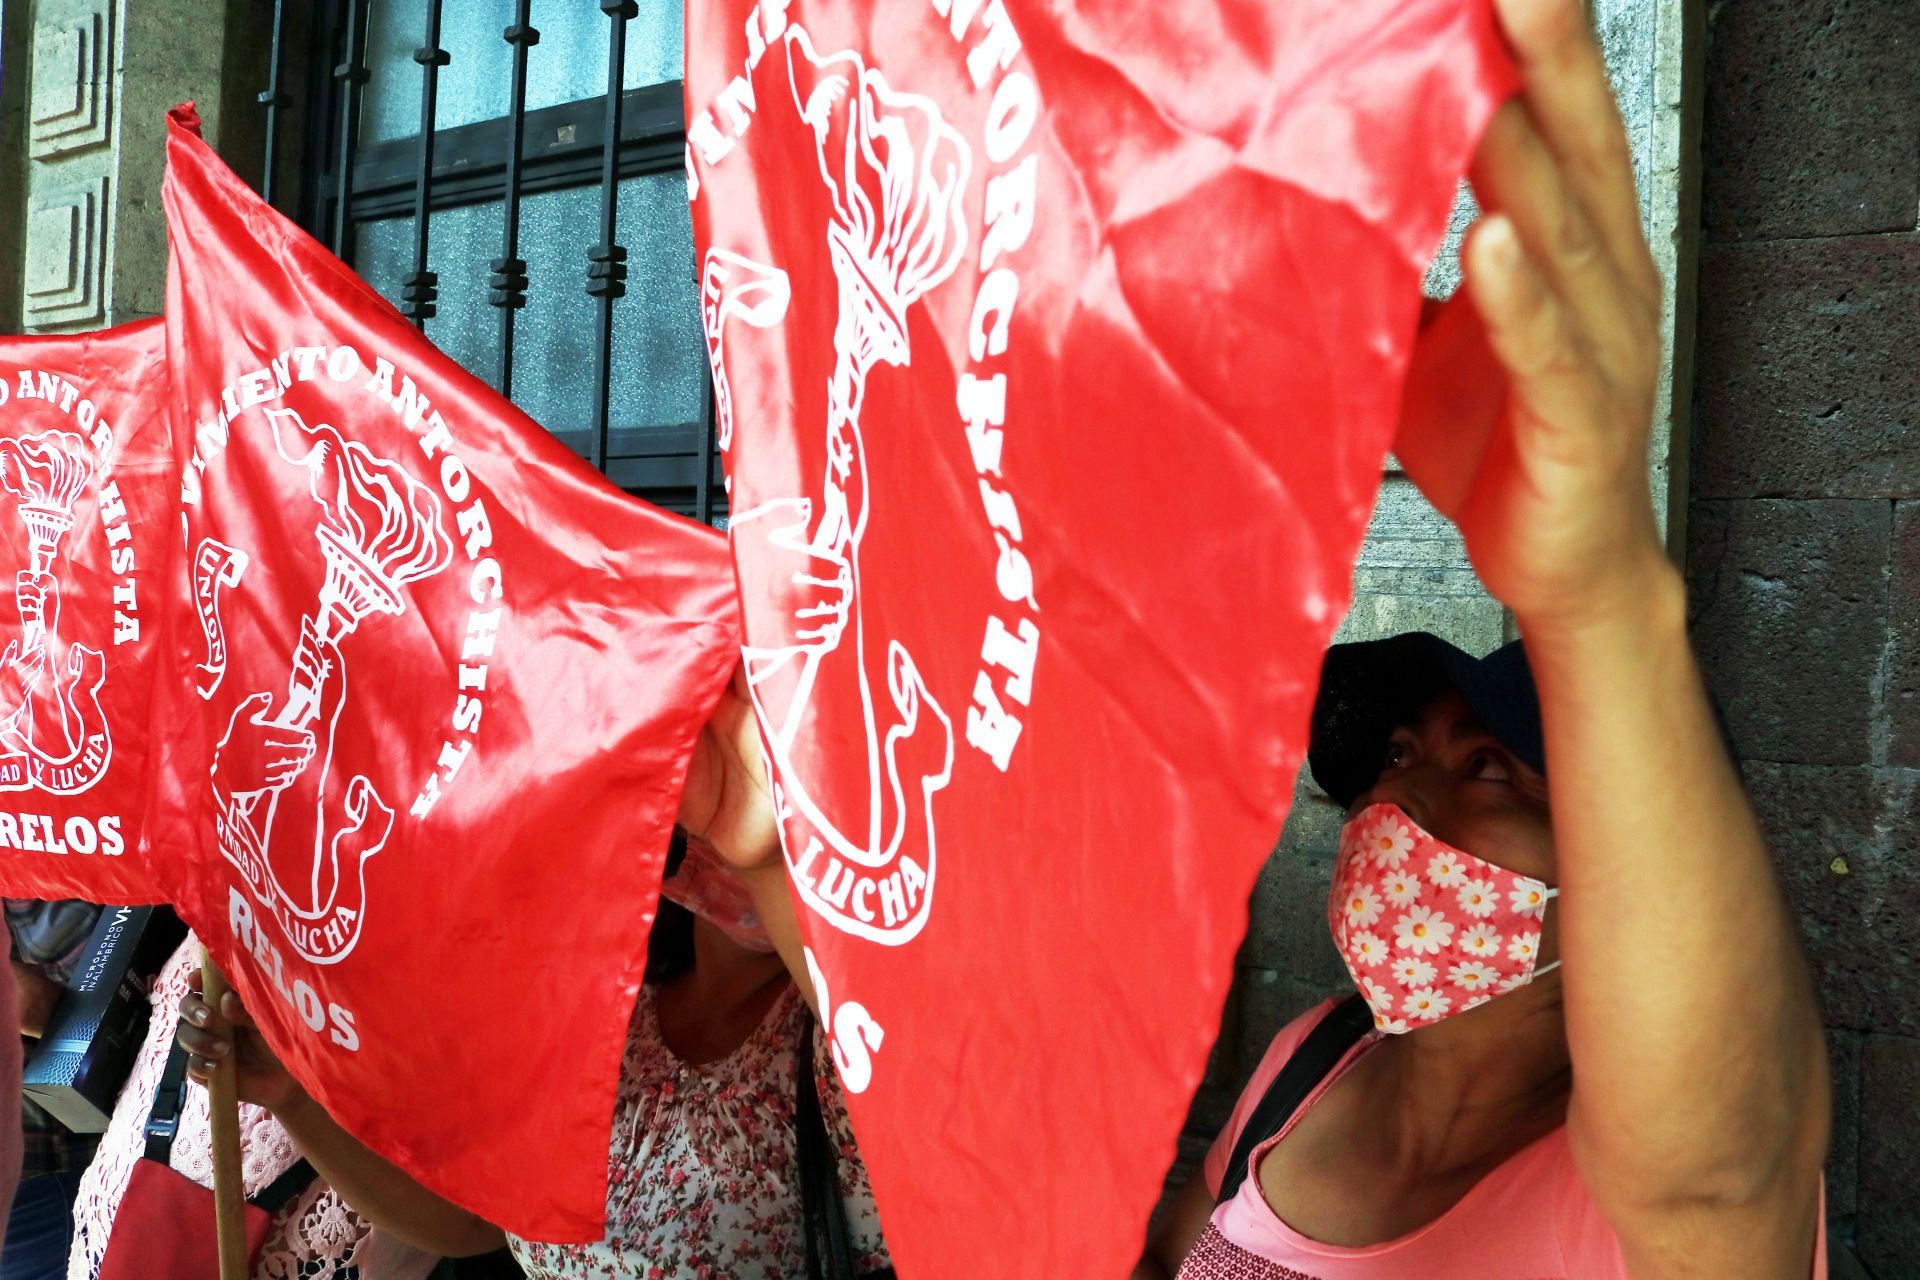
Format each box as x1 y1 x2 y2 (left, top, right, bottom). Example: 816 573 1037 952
1396 0 1827 1273
178 975 505 1258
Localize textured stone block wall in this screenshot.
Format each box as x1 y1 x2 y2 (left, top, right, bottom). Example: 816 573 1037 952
1691 1 1919 1274
3 0 271 333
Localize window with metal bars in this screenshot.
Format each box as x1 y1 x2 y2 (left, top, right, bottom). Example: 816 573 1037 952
282 0 723 524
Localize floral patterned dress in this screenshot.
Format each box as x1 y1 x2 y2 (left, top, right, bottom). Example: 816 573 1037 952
508 982 890 1279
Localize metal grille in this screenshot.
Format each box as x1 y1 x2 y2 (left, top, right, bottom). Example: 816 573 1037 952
261 0 722 525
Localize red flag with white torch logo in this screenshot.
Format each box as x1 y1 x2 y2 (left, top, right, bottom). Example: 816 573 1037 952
157 107 740 1242
687 1 1515 1275
0 321 175 905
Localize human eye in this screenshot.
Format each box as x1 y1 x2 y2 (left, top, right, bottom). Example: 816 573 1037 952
1382 740 1412 770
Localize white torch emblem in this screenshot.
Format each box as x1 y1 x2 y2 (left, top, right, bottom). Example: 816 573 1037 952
0 429 112 795
717 27 970 945
213 407 452 964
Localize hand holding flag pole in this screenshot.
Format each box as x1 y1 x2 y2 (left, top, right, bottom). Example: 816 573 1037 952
197 949 250 1280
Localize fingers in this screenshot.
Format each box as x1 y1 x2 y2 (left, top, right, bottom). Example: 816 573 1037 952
208 990 257 1028
264 729 317 783
184 982 256 1029
1491 0 1656 298
1471 105 1655 387
180 982 262 1083
178 1004 232 1081
1463 216 1608 456
221 990 258 1028
178 1022 231 1061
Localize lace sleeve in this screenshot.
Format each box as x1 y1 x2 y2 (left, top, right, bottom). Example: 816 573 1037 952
257 1183 439 1280
66 938 202 1280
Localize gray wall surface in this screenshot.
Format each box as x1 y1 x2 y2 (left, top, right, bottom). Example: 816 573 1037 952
1689 1 1919 1275
2 0 268 334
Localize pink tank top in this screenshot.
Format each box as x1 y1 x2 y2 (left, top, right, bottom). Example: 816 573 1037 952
1183 1000 1828 1280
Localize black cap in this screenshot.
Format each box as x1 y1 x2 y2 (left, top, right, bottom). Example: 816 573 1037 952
1307 633 1544 810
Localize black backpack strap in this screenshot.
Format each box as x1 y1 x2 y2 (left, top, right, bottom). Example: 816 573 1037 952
798 1014 897 1280
1215 995 1374 1206
143 1032 318 1215
144 1037 196 1164
797 1012 856 1280
252 1157 318 1215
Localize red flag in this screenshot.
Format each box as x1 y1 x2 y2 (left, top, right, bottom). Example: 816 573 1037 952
686 3 1513 1274
0 321 175 905
158 107 740 1241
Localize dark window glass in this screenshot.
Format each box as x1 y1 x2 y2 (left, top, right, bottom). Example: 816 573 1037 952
311 0 719 521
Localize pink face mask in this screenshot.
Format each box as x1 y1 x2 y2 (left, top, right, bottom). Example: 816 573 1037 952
660 835 777 953
1328 803 1558 1034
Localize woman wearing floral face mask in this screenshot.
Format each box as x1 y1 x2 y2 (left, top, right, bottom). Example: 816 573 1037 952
1137 0 1829 1276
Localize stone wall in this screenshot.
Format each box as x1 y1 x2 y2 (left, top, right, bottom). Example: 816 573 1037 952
1690 1 1919 1275
3 0 270 334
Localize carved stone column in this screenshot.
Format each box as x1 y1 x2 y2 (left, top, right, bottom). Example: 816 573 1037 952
6 0 271 333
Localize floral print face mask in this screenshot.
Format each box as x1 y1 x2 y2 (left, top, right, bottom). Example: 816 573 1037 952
1328 803 1559 1034
660 834 777 953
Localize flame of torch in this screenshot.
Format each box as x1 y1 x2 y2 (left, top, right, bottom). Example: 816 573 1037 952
702 249 793 453
0 431 96 578
266 408 453 728
787 28 970 393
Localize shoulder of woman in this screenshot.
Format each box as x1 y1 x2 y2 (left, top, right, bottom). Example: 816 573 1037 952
1251 997 1351 1081
1202 997 1352 1197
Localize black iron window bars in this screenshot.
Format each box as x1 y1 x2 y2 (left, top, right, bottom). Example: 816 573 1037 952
264 0 723 526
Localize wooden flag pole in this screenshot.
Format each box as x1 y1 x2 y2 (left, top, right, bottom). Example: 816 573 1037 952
199 948 250 1280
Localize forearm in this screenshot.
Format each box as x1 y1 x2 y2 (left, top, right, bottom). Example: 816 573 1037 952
1520 564 1826 1198
272 1092 505 1257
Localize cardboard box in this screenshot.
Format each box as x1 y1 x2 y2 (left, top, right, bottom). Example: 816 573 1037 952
22 905 185 1132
